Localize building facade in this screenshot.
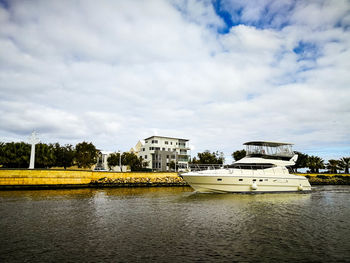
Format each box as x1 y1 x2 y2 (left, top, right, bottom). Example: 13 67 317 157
137 136 190 171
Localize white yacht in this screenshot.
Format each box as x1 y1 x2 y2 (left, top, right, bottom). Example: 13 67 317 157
181 141 311 193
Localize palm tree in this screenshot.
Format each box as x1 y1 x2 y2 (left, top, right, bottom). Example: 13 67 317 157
339 157 350 174
293 151 309 173
307 156 325 173
326 159 339 174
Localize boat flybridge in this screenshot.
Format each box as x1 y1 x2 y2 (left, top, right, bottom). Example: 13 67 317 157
181 141 311 193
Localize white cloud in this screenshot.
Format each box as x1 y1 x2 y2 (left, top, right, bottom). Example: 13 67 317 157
0 0 349 162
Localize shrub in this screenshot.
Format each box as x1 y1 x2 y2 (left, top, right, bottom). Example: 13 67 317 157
316 175 330 179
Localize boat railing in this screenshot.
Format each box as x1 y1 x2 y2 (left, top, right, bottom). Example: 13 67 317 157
188 163 288 175
188 164 224 171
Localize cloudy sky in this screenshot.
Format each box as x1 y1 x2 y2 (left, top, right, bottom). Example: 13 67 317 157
1 0 349 163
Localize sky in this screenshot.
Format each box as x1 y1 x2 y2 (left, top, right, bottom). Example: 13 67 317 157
0 0 349 163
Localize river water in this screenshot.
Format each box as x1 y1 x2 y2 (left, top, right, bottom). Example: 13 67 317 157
0 186 349 262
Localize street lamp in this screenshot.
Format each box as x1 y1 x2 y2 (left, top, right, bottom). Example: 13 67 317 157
118 150 122 172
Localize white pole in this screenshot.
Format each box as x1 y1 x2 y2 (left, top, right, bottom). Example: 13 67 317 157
119 150 121 172
28 131 40 169
29 143 35 169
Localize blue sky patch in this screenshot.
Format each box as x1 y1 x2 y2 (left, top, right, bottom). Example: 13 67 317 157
212 0 296 31
293 41 320 61
212 0 237 33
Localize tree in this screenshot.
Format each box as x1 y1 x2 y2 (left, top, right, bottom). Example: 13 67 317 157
0 142 31 168
107 153 120 170
54 143 75 169
169 160 176 170
326 159 340 174
75 142 98 168
293 151 309 173
192 150 225 164
231 149 246 161
121 152 143 171
338 157 350 174
307 156 325 173
35 143 56 168
0 142 3 167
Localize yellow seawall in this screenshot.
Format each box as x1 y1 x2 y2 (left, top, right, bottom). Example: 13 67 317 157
0 169 181 188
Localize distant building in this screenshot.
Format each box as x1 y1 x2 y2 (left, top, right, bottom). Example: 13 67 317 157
136 136 190 171
129 140 144 155
95 151 113 171
95 151 129 172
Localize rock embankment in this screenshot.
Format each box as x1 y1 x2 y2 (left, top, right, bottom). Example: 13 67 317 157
90 176 188 187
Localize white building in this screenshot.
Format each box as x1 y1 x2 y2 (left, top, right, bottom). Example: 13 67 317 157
129 140 144 155
137 136 190 171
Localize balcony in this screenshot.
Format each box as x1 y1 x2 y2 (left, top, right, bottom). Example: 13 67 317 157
177 155 190 162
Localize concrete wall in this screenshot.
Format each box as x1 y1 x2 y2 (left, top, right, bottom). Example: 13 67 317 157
0 169 180 188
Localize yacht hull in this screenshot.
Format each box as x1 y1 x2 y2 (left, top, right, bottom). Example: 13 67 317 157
181 174 311 193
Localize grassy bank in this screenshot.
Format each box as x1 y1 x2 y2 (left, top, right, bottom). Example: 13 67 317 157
304 175 350 185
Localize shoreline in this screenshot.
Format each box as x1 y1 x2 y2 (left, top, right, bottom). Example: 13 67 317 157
0 169 349 190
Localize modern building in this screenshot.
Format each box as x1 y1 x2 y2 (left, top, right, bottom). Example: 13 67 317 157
137 136 190 171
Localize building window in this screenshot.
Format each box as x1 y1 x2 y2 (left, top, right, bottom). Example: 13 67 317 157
170 142 172 145
162 148 165 151
165 141 168 144
166 155 169 158
145 155 147 159
142 148 145 151
168 148 171 151
152 140 158 144
155 147 160 150
150 147 154 150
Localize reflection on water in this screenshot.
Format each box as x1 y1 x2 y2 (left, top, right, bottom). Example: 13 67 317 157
0 186 349 262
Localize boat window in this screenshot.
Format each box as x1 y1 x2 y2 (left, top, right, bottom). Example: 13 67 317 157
229 163 274 170
264 179 268 181
239 179 243 181
253 179 256 182
259 179 263 182
217 178 222 181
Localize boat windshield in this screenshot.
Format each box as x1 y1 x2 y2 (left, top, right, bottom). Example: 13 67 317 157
245 142 294 158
